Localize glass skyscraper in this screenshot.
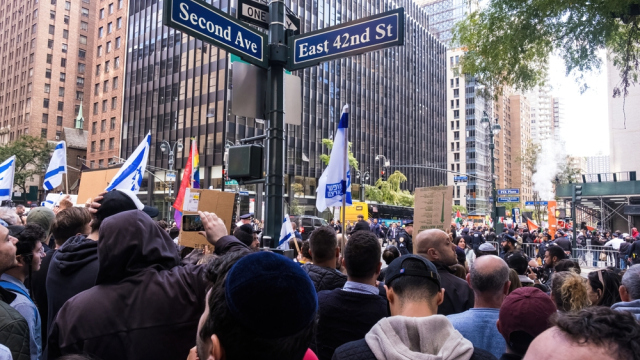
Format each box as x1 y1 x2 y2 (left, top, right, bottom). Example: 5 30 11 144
122 0 446 215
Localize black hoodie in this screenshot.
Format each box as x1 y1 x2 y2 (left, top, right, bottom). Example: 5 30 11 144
47 210 248 360
46 234 98 337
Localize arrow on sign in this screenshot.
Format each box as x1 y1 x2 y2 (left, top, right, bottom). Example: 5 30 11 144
238 0 300 34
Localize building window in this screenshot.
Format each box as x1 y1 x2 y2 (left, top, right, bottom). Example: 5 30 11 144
112 77 118 90
82 8 89 17
60 73 66 82
64 15 69 24
117 17 122 29
97 45 102 57
44 84 50 93
78 63 85 73
115 37 121 49
103 80 109 92
454 110 459 119
76 77 84 86
114 57 120 69
57 116 63 126
61 58 67 67
62 43 68 53
43 99 49 108
106 41 111 53
45 69 51 78
57 101 63 111
119 0 123 8
41 129 48 139
75 91 83 101
92 121 97 134
102 100 107 112
65 1 71 10
79 49 86 59
98 27 103 38
110 117 115 129
49 25 55 35
100 139 105 151
63 29 69 39
99 8 104 19
48 39 53 49
42 113 49 123
58 87 65 97
91 141 95 152
94 83 99 95
81 21 88 31
109 137 114 149
98 159 104 168
80 35 87 45
29 68 34 78
93 102 98 115
107 22 112 34
105 61 110 72
111 97 117 109
96 65 101 75
46 54 52 64
101 119 106 132
109 3 114 14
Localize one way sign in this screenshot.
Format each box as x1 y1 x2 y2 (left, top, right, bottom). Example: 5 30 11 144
238 0 300 34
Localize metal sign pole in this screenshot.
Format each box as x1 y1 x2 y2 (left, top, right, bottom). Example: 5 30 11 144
264 0 287 247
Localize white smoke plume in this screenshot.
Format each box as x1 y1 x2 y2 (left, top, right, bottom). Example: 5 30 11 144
532 139 565 200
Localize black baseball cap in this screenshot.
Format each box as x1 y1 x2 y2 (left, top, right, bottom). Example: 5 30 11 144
384 255 441 288
96 189 159 220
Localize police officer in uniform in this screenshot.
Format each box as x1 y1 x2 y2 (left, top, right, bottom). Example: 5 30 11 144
472 226 485 252
397 221 414 256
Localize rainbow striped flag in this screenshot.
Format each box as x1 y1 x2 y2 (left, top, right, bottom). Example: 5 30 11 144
173 139 200 228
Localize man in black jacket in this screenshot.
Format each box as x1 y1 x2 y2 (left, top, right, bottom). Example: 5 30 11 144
0 224 30 360
415 229 474 315
314 231 388 360
333 255 495 360
554 230 572 256
302 226 347 292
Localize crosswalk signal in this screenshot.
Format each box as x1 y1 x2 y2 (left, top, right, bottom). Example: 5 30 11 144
574 185 582 203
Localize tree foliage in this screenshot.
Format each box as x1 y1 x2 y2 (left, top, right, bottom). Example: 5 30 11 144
289 198 304 216
452 205 468 215
319 138 359 171
364 170 414 207
516 139 541 176
453 0 640 98
556 156 584 184
291 183 305 197
0 136 53 193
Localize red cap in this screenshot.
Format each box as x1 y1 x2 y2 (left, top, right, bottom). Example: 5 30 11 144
498 287 556 344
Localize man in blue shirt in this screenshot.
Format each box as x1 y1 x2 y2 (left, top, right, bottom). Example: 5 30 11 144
0 224 47 360
447 254 511 359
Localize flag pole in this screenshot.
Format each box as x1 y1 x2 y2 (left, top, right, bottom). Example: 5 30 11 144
65 173 69 194
341 105 348 239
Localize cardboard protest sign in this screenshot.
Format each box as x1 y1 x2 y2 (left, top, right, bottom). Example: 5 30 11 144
413 186 453 246
77 167 121 204
178 189 238 248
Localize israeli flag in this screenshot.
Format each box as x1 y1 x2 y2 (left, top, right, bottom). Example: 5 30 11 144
316 105 352 212
278 214 294 249
43 141 67 191
106 132 151 193
0 156 15 201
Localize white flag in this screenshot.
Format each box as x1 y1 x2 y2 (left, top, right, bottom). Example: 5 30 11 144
106 132 151 193
43 141 67 191
316 105 352 212
278 214 294 249
0 156 15 201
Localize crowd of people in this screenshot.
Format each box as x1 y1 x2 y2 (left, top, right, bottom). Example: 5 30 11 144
0 194 639 360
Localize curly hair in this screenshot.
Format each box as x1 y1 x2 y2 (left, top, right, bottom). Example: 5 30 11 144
552 307 640 360
551 271 591 312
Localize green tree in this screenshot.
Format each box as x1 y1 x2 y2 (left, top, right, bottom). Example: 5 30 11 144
556 156 584 184
288 198 303 216
291 183 305 197
516 139 541 176
364 170 415 206
319 138 359 171
453 0 640 98
0 135 53 193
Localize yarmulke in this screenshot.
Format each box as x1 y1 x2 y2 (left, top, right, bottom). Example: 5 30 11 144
225 251 318 338
478 243 496 251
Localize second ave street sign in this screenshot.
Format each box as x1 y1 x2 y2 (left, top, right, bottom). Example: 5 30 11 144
287 8 404 70
163 0 268 68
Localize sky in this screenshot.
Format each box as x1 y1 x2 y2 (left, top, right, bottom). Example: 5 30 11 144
547 51 610 157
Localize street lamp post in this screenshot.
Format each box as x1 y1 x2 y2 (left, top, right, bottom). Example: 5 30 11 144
355 170 370 201
160 139 183 221
481 111 501 231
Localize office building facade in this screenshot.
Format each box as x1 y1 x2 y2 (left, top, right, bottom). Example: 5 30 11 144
121 0 447 215
418 0 477 46
608 60 640 173
587 153 610 175
525 83 554 143
0 0 97 143
446 48 492 215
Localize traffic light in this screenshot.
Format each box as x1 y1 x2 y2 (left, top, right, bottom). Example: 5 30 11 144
574 185 582 203
380 170 386 180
